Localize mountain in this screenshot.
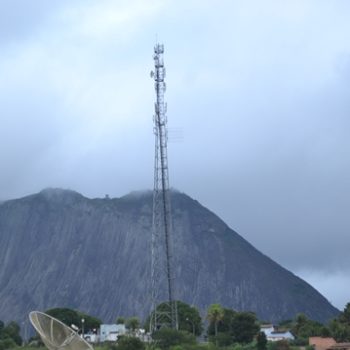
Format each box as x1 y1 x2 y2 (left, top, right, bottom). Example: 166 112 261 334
0 188 338 325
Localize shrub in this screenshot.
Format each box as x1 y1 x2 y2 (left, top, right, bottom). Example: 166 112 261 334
0 338 17 350
118 336 145 350
152 329 195 350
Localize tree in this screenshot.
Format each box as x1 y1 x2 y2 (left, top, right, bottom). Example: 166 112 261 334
293 313 308 336
292 313 324 340
45 308 102 333
116 317 125 324
215 332 234 347
177 301 202 336
339 303 350 324
0 320 23 348
208 308 236 335
207 304 224 338
278 320 293 328
207 308 259 345
329 319 350 342
2 321 22 345
207 307 237 346
126 317 140 334
274 340 290 350
320 326 331 337
152 328 195 350
146 301 202 336
327 302 350 342
231 312 259 344
257 332 267 350
0 338 17 350
117 336 145 350
46 308 79 328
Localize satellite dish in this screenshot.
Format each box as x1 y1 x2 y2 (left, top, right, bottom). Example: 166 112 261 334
29 311 94 350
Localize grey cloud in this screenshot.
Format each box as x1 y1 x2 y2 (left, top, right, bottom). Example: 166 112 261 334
170 58 350 275
0 0 349 308
0 0 69 45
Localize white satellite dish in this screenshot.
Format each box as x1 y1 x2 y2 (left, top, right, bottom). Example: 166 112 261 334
29 311 94 350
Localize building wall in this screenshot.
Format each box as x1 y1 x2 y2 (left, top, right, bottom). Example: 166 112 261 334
100 324 126 342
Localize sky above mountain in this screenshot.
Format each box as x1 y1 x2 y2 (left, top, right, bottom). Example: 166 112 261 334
0 0 349 310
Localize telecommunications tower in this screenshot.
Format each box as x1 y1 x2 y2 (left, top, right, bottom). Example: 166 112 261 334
150 43 178 331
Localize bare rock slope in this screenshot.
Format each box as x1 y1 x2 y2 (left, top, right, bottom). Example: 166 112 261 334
0 188 338 324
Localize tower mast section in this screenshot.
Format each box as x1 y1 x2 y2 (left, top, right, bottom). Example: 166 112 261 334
150 43 177 331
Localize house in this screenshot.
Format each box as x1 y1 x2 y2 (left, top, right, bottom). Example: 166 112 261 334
260 324 275 335
268 330 294 342
309 337 337 350
99 324 126 342
83 333 98 343
328 343 350 350
260 324 295 342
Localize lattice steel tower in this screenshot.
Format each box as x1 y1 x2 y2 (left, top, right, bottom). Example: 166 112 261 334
150 43 177 331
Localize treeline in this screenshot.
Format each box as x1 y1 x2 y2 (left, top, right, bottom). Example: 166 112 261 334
2 302 350 350
145 302 350 347
109 302 350 350
272 303 350 344
45 307 102 331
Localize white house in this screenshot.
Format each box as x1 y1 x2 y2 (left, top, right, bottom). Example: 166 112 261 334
83 333 99 343
99 324 126 342
260 324 295 342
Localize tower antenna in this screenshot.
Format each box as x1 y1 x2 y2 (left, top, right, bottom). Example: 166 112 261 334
150 43 178 332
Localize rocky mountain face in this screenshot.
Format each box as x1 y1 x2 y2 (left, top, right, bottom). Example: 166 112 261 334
0 188 338 325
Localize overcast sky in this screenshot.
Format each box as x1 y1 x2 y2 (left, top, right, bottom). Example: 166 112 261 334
0 0 349 310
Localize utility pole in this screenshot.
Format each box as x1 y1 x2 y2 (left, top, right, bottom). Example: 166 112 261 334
150 43 178 332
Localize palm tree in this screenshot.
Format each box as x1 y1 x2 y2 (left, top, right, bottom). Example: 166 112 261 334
207 304 224 343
